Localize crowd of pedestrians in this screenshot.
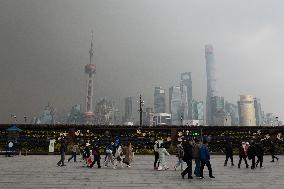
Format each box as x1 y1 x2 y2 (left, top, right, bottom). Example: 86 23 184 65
57 138 134 170
55 137 280 181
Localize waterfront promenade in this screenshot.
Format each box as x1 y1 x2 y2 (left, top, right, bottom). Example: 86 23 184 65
0 155 283 189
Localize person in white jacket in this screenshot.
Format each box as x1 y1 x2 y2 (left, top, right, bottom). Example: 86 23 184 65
114 144 124 169
158 143 170 171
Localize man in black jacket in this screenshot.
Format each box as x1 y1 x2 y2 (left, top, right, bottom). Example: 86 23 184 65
181 139 193 179
247 141 256 169
269 140 279 162
57 139 67 167
224 141 234 166
255 140 264 168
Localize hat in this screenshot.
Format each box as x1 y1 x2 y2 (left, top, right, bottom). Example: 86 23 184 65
86 143 90 146
245 142 249 145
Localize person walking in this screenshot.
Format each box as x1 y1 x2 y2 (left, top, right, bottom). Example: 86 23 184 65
82 143 92 167
157 143 170 171
123 143 134 167
181 139 193 179
199 140 215 179
224 141 234 166
269 140 279 162
255 140 264 168
247 141 256 169
90 144 101 168
153 140 160 170
105 142 115 167
114 144 124 169
68 143 79 162
238 142 249 168
192 138 201 177
174 140 184 171
57 139 67 167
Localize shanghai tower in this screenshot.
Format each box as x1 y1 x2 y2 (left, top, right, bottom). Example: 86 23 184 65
205 44 217 125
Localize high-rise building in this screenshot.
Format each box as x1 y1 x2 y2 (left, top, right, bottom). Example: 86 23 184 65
205 45 217 125
212 110 232 126
143 107 154 126
94 98 114 125
67 104 83 124
254 98 263 126
154 87 166 113
238 95 256 126
192 100 204 123
124 96 132 122
225 102 239 126
181 72 193 120
170 86 182 125
84 31 96 124
211 96 225 115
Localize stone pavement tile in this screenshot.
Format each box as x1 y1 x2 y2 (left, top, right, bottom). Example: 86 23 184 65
0 155 283 189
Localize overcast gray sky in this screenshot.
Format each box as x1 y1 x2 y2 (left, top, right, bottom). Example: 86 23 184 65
0 0 283 124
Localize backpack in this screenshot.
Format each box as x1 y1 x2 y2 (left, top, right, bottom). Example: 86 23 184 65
176 145 184 158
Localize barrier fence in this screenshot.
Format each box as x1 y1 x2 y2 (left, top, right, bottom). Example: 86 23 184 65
0 124 283 154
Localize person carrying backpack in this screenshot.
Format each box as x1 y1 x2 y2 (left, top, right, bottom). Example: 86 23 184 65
174 140 184 171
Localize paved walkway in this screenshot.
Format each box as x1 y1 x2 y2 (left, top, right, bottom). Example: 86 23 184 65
0 155 283 189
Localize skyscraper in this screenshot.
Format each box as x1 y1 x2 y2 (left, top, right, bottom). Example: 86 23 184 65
192 100 204 122
254 98 263 126
169 86 182 125
154 87 166 113
205 45 217 125
84 31 96 124
124 96 133 122
225 102 239 126
181 72 193 120
238 95 256 126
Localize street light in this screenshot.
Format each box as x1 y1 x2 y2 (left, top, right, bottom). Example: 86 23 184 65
138 94 144 126
24 116 27 123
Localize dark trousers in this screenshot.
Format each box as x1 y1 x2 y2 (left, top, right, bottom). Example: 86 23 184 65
238 156 249 167
271 153 278 161
182 159 192 178
194 159 201 176
90 157 101 168
57 153 65 166
251 156 256 169
68 152 77 162
224 154 234 165
154 152 159 168
256 155 263 167
123 158 130 166
200 160 213 178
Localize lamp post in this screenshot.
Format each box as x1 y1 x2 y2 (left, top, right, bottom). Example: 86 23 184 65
138 95 144 126
24 116 27 123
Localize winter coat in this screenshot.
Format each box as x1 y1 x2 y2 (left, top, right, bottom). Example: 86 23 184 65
60 143 67 155
92 146 101 159
158 147 170 165
124 145 134 163
255 143 264 157
83 146 91 158
239 145 247 158
192 142 200 159
115 146 123 161
182 143 193 162
199 144 210 161
247 144 256 160
224 143 233 156
269 142 276 154
176 144 184 158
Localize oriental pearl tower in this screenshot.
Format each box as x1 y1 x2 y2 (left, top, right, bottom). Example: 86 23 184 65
84 31 96 124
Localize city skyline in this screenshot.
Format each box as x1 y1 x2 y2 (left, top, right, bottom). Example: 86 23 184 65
0 1 283 123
